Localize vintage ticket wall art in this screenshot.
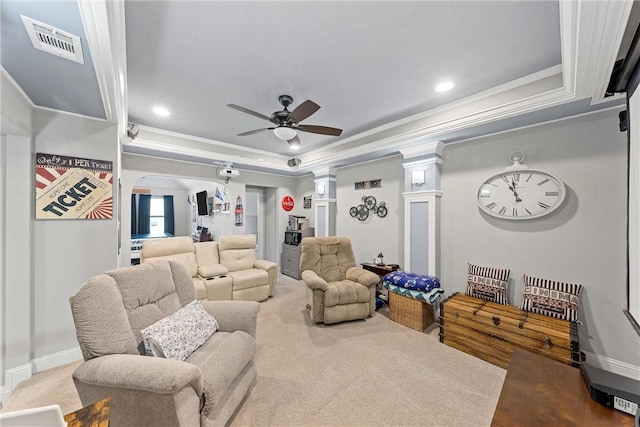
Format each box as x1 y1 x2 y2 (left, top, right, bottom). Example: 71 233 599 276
35 153 113 219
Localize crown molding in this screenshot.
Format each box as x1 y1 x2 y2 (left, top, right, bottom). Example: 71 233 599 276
78 0 128 137
561 0 634 103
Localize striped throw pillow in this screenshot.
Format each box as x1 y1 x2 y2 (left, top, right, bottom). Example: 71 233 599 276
466 263 510 305
520 275 582 322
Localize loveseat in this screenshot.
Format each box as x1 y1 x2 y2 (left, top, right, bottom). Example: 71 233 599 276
141 234 278 302
69 259 259 426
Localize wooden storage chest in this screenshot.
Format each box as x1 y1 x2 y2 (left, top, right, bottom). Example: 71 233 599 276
439 293 580 369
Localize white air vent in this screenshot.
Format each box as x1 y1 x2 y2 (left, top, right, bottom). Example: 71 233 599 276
21 15 84 64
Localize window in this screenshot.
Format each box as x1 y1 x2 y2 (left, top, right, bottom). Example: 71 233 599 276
149 197 165 235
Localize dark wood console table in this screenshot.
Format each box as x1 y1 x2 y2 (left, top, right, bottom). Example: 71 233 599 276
360 263 400 277
64 397 111 427
491 349 634 426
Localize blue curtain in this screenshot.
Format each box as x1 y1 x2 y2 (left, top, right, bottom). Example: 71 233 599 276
164 195 175 236
137 194 151 234
131 194 137 235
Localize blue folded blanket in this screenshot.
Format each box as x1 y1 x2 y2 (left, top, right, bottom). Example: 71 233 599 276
382 271 440 293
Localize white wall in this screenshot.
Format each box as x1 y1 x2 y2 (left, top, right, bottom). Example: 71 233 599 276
188 181 245 239
1 92 118 401
336 157 405 266
32 109 119 359
441 108 639 372
293 173 316 224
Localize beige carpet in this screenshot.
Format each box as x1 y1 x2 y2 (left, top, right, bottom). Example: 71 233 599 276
2 275 506 426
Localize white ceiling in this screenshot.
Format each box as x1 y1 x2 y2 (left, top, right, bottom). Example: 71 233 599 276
0 1 634 176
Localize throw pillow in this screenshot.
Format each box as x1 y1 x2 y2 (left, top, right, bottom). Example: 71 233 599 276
520 274 582 322
141 300 219 361
466 263 510 305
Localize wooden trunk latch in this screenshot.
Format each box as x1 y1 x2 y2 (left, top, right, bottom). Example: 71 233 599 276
544 337 553 348
519 312 529 329
492 316 501 326
472 301 488 315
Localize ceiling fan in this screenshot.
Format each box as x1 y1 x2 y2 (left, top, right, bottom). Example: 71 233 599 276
227 95 343 148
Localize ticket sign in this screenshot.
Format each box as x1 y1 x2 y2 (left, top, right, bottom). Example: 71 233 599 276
35 153 113 220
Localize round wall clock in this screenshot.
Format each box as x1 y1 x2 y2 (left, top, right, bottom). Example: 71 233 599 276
477 153 566 220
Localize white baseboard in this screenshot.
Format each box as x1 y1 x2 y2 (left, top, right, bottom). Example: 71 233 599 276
1 347 82 405
32 347 82 373
583 350 640 380
1 363 32 405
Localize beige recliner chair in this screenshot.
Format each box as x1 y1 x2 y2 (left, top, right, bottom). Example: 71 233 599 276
299 236 380 324
69 260 259 427
140 236 207 299
218 234 278 301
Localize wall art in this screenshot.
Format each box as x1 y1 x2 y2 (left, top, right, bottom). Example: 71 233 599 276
349 195 388 222
354 179 381 190
35 152 113 219
303 195 312 209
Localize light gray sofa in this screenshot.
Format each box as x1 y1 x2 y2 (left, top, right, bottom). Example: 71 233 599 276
141 235 278 302
69 259 259 426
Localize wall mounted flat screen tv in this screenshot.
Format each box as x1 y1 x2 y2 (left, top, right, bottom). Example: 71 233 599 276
196 191 208 216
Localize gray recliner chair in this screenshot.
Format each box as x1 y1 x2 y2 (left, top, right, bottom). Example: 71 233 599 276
299 236 380 324
69 259 259 426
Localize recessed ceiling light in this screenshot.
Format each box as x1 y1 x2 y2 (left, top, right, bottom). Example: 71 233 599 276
152 106 170 116
435 81 454 92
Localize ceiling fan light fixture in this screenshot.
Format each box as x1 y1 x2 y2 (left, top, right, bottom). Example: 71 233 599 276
273 126 297 141
288 138 300 149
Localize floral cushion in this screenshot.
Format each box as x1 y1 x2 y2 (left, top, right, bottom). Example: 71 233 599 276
141 300 219 360
520 274 582 322
466 263 510 305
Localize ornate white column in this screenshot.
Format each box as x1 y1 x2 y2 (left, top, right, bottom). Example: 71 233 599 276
400 141 444 277
313 167 337 237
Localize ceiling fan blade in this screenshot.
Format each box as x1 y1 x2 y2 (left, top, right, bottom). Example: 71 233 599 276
288 100 320 123
227 104 274 123
297 124 343 136
237 128 273 136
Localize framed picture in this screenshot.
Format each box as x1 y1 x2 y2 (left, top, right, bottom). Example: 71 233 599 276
35 153 113 219
303 195 312 209
355 179 381 190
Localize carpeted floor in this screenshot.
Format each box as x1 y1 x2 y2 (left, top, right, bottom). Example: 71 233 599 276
2 274 506 426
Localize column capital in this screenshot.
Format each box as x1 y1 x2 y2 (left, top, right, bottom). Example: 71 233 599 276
312 167 337 178
400 140 444 161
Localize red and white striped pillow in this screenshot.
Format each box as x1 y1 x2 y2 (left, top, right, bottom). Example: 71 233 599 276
520 275 582 322
466 263 510 305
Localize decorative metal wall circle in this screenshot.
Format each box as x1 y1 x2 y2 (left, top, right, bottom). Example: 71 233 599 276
349 195 388 221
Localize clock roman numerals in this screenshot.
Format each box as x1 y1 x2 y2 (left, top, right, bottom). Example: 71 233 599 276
478 169 566 219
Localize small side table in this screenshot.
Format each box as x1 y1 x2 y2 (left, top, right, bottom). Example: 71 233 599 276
361 263 400 306
64 397 110 427
360 263 400 278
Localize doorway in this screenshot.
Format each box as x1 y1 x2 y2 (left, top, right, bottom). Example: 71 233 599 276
245 187 265 259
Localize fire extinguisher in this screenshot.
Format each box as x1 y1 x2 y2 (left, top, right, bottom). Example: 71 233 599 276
235 196 243 226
